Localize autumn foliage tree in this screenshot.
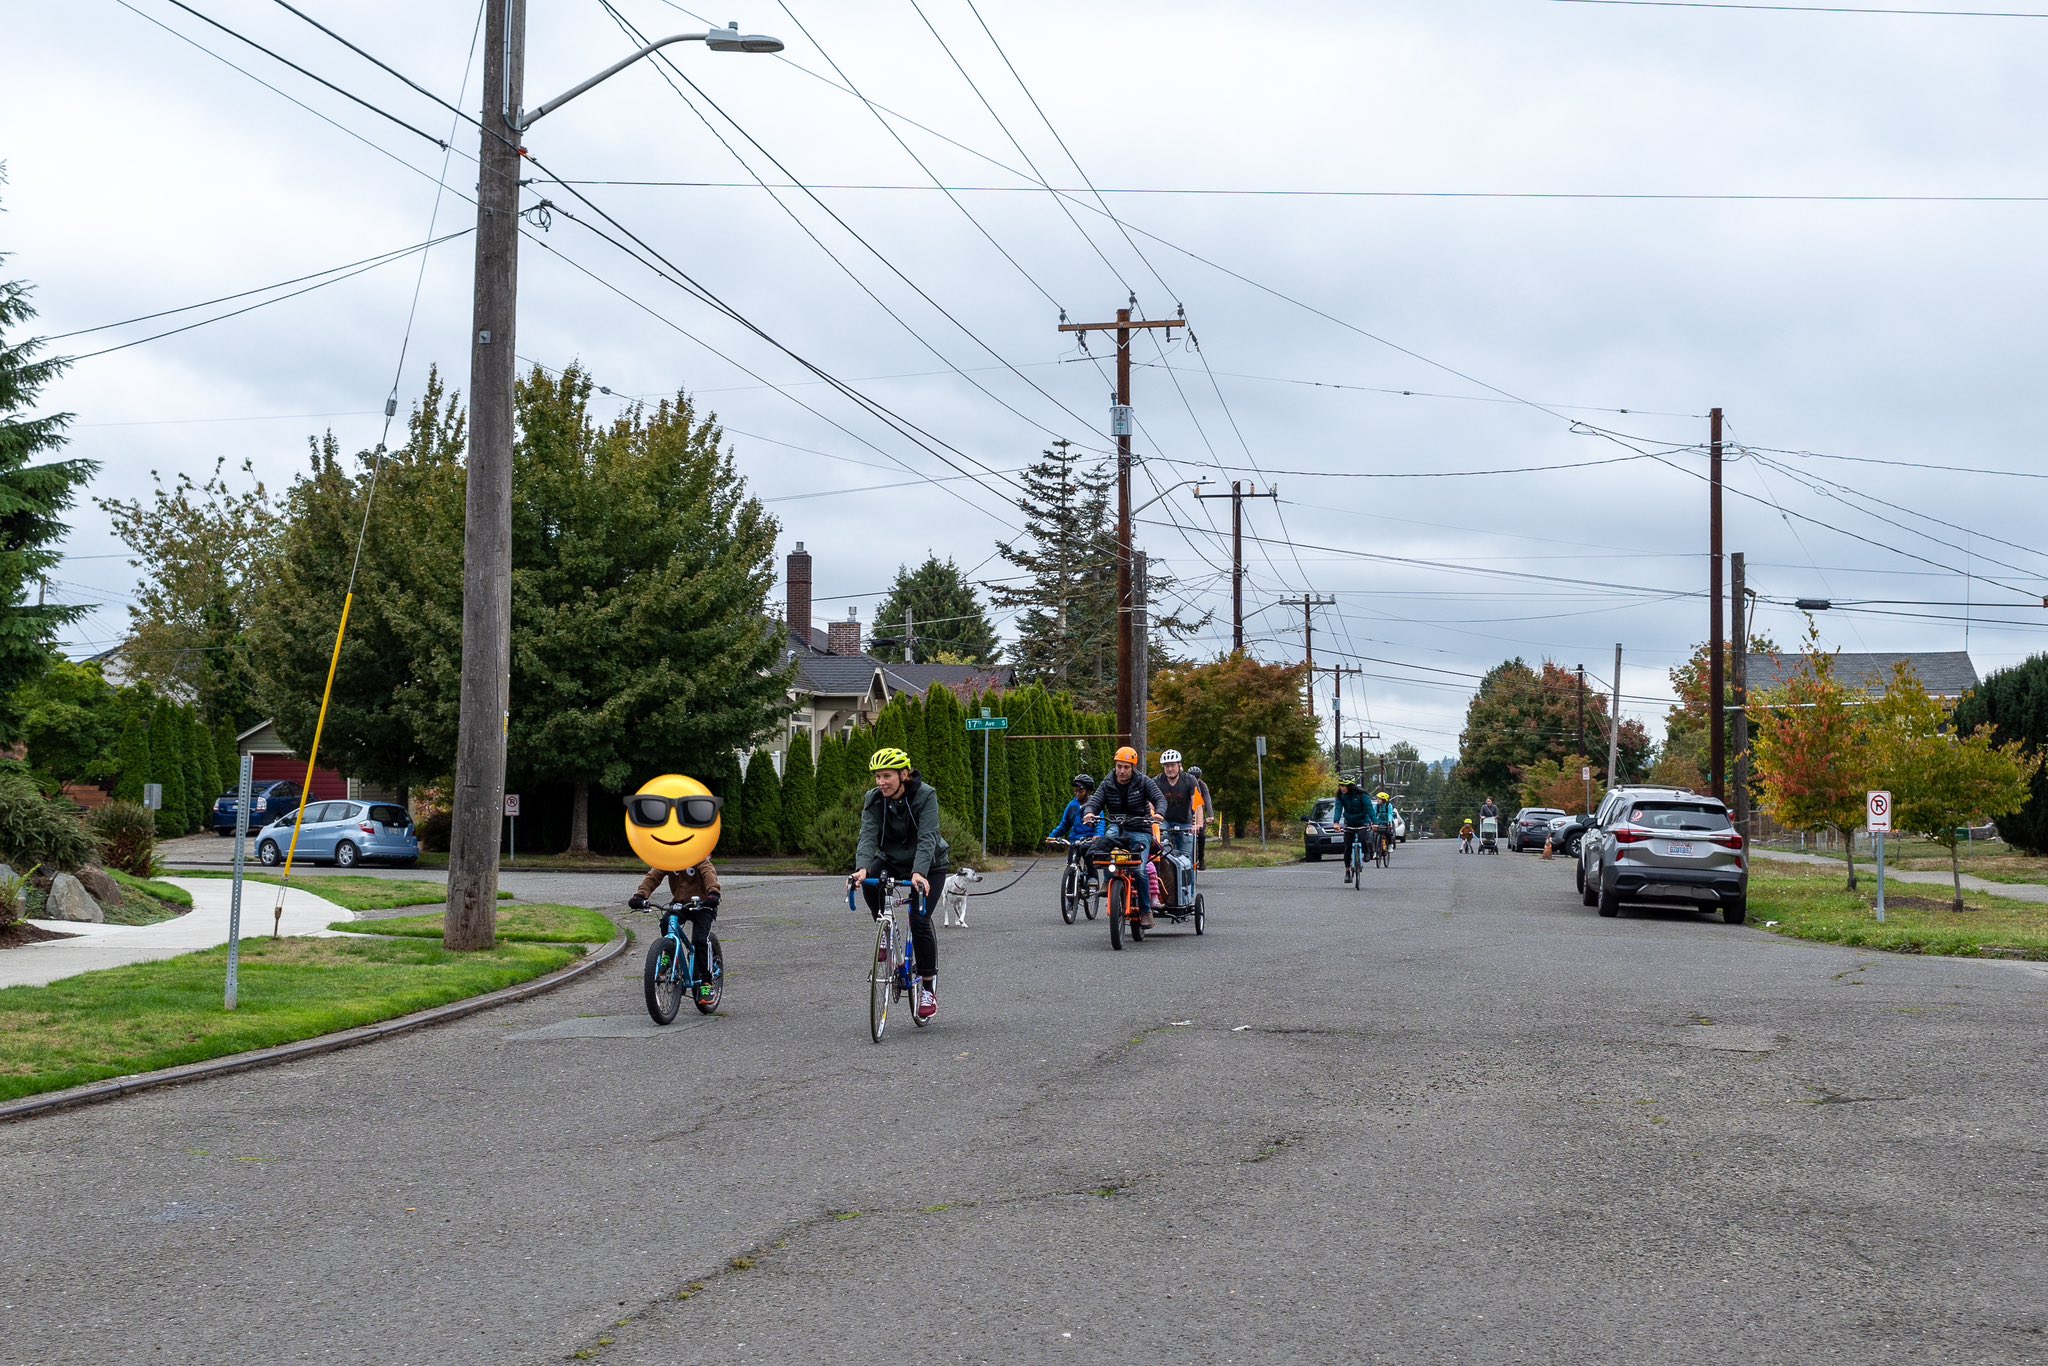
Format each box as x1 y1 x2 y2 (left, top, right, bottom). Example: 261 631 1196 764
1870 664 2039 909
1748 633 1875 889
1148 656 1319 837
1518 753 1603 815
1458 659 1647 797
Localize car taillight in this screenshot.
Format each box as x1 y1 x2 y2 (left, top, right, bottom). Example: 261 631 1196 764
1709 830 1744 849
359 823 376 836
1613 827 1651 845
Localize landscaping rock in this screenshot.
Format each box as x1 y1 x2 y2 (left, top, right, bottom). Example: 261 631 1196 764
45 873 104 924
76 866 126 908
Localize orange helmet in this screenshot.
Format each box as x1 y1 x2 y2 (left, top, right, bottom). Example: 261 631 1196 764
1114 745 1139 765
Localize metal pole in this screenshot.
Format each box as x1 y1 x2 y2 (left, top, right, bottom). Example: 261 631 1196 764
1606 644 1623 789
1875 830 1887 922
447 0 525 951
1257 747 1268 850
225 754 252 1010
981 727 989 855
1709 406 1726 801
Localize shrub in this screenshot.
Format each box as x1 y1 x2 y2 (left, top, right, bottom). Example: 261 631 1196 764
88 801 159 878
802 784 987 872
0 771 98 874
0 862 30 929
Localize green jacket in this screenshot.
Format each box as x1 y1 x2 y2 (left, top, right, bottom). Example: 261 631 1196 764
856 774 950 879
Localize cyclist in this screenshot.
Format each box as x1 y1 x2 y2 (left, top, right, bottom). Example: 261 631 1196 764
1153 749 1202 866
1459 816 1476 853
1334 778 1372 883
850 746 951 1022
1369 789 1396 862
1083 745 1166 928
1046 772 1101 889
623 775 726 1001
1188 765 1214 869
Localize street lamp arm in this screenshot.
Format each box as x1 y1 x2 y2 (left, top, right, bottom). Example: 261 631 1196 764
515 24 783 130
1131 478 1210 517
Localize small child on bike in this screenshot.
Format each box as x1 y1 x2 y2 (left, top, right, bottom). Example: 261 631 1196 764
1460 817 1475 853
623 775 727 1001
1047 773 1100 884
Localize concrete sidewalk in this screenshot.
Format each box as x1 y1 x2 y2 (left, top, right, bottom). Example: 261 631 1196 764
0 877 354 990
1755 847 2048 904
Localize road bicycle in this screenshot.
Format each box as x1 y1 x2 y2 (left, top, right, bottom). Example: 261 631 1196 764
849 875 930 1042
1091 823 1149 950
1342 824 1369 890
641 897 723 1024
1376 823 1393 870
1046 837 1098 924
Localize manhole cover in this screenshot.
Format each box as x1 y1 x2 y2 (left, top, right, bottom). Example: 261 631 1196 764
1674 1024 1784 1052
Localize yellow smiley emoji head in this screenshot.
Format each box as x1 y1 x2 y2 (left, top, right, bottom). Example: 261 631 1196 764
624 774 722 871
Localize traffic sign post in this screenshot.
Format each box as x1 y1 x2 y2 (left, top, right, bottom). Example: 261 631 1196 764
965 715 1009 853
1867 791 1892 922
225 755 253 1010
1255 735 1268 849
505 794 521 865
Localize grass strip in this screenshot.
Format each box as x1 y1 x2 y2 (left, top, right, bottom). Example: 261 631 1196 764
333 903 614 944
173 871 512 912
1200 846 1305 870
0 935 582 1102
109 871 194 908
1750 864 2048 961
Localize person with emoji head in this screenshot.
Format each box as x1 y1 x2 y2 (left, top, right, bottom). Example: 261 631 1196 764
850 746 951 1023
624 774 724 1000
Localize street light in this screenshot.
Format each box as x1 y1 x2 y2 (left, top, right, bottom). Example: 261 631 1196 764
1131 478 1210 516
515 24 784 129
445 11 783 951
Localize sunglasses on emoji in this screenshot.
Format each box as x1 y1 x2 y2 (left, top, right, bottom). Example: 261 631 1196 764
623 794 724 828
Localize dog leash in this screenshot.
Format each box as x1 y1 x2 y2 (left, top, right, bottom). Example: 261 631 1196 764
961 861 1039 898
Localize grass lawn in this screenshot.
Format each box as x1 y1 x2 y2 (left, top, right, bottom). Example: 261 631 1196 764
1201 844 1303 870
0 935 583 1103
1749 864 2048 961
98 871 195 926
334 903 615 944
174 871 513 913
1879 839 2048 888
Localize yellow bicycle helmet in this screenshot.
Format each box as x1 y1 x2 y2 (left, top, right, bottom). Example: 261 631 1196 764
1376 791 1391 801
868 746 912 772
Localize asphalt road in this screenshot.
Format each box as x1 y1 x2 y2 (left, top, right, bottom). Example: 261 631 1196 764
6 842 2045 1364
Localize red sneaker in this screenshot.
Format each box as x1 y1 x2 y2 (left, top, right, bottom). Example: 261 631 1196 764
915 981 937 1021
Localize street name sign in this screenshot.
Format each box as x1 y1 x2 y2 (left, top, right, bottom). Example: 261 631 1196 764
965 717 1010 732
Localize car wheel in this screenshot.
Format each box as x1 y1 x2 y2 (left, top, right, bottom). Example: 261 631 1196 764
1566 835 1582 857
1596 882 1621 918
334 840 361 869
257 840 283 867
1722 899 1748 925
1306 850 1321 862
1574 862 1585 894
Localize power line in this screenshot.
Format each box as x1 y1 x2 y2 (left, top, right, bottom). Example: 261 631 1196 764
1136 361 1702 417
523 179 2048 204
1552 1 2048 17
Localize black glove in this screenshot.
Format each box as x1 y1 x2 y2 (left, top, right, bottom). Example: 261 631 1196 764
704 891 721 910
627 894 649 911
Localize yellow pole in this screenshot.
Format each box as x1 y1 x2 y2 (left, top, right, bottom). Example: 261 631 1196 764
272 593 354 935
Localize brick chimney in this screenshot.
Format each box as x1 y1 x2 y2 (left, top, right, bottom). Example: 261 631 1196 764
786 541 812 649
827 607 863 658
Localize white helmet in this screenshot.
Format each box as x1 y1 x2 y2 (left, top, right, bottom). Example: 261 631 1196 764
1160 748 1183 765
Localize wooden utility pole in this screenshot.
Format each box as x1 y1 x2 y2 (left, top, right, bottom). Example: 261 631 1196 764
1731 551 1751 838
446 0 526 951
1312 664 1364 772
1606 644 1623 790
1291 593 1336 717
1194 480 1277 653
1058 305 1183 747
1708 406 1726 802
1576 664 1587 754
1132 551 1149 764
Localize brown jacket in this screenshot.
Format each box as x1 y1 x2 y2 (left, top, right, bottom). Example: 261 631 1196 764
636 861 721 902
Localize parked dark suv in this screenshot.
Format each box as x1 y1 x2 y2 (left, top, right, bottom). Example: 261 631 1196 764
1508 807 1566 853
211 780 301 836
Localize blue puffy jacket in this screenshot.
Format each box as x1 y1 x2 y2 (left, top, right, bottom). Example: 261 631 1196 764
1048 798 1099 842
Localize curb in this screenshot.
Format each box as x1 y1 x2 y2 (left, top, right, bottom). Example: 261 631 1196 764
0 927 632 1126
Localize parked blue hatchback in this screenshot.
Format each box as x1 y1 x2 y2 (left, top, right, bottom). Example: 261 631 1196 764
212 780 302 836
254 800 419 868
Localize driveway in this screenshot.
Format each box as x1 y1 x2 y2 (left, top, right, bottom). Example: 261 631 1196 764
4 844 2043 1364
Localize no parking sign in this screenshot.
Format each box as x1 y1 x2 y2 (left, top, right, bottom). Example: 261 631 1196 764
1866 790 1892 833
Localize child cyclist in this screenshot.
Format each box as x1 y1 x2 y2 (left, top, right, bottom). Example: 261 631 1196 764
1046 772 1100 888
850 746 951 1023
622 774 726 1002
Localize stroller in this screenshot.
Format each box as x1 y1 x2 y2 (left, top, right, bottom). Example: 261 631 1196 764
1478 817 1500 855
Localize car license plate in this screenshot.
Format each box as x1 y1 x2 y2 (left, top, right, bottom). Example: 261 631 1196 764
1663 840 1695 857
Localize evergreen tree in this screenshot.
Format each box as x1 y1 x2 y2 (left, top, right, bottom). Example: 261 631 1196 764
983 698 1013 850
815 733 846 814
151 703 189 836
113 709 150 803
1029 686 1065 835
780 738 817 851
1002 689 1040 852
216 721 243 794
703 747 743 857
921 684 973 819
739 750 784 855
0 232 95 742
872 556 999 665
873 703 908 761
898 691 929 773
180 708 215 826
1955 653 2048 856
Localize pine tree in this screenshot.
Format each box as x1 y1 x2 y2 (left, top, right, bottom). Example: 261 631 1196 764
872 556 999 665
740 751 783 855
780 738 817 850
0 233 95 742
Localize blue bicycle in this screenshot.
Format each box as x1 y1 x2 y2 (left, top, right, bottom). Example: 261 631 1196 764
642 897 723 1024
1342 823 1370 891
849 876 929 1042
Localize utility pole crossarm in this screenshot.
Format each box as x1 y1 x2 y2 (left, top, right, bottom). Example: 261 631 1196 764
1057 318 1187 334
1195 482 1279 654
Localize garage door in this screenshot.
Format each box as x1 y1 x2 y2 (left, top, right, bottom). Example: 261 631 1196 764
248 753 348 801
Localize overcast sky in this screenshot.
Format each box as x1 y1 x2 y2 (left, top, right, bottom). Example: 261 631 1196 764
7 0 2047 760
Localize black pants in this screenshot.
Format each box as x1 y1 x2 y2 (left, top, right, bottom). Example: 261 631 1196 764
663 903 717 983
1196 829 1207 867
862 867 943 978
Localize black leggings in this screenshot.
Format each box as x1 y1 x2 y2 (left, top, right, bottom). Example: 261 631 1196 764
862 868 943 979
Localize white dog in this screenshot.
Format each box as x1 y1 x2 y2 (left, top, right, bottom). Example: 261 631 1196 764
939 868 982 927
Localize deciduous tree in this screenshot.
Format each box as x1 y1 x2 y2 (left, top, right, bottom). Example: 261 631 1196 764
1749 632 1874 888
1457 658 1647 796
1148 656 1319 837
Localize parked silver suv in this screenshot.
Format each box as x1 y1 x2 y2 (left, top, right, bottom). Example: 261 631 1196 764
1578 789 1747 923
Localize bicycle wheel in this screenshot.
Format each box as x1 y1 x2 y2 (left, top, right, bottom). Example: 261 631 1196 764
1060 861 1078 924
1081 869 1098 919
644 936 683 1025
693 933 724 1015
1351 846 1362 891
1108 877 1126 950
868 918 891 1042
1194 893 1206 936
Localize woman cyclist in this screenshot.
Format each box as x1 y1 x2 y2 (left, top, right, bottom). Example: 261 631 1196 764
850 747 950 1022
